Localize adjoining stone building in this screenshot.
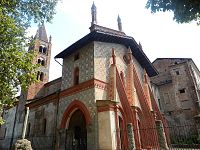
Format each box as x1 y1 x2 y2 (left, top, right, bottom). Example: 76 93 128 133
151 58 200 125
0 3 169 150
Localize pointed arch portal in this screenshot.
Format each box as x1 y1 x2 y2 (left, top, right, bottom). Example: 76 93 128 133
60 100 91 150
60 100 91 129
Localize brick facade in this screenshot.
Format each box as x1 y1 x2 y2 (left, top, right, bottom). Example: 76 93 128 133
1 4 169 150
151 58 200 125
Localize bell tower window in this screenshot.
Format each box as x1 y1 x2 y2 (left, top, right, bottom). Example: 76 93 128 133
37 71 40 80
36 71 44 81
38 59 41 64
41 60 45 66
74 67 79 85
40 72 44 81
39 46 43 53
43 47 47 54
37 58 45 66
39 45 47 54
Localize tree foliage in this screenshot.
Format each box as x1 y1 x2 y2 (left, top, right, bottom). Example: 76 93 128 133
146 0 200 24
0 0 60 124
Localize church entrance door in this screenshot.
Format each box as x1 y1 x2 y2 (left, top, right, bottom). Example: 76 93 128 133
65 110 87 150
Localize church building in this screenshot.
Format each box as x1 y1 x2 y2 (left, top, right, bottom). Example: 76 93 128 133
0 3 169 150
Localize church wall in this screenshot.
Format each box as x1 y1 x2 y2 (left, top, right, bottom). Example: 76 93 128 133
132 55 146 84
44 78 61 97
152 59 200 125
94 42 127 83
26 101 57 149
94 42 145 88
58 88 98 149
95 88 107 100
61 43 94 90
28 102 57 136
0 107 17 150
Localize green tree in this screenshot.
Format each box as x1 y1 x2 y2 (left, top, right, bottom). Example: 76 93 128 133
0 0 60 124
146 0 200 24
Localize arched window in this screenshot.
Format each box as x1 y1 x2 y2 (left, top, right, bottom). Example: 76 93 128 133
41 60 45 66
40 72 44 81
39 45 47 54
74 67 79 85
43 47 47 54
39 46 43 53
38 59 41 64
43 118 47 135
37 71 40 80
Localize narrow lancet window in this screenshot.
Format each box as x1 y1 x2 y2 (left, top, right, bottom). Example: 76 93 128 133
74 67 79 85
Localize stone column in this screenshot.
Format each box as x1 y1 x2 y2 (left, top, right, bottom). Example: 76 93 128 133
127 123 135 150
96 100 118 150
22 107 29 139
155 120 169 150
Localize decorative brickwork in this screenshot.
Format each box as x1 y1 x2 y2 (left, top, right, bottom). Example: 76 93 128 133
107 49 117 101
61 43 94 90
60 100 92 128
1 7 170 149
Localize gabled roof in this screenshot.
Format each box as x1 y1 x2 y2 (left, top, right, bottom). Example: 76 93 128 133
55 25 158 77
152 58 192 64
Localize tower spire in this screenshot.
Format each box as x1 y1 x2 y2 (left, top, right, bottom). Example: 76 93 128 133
91 2 97 25
117 15 122 32
26 24 52 100
34 23 48 42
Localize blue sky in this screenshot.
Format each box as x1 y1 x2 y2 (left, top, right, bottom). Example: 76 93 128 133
29 0 200 81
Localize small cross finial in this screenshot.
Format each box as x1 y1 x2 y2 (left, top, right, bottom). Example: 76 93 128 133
91 1 96 10
117 15 122 31
91 2 97 25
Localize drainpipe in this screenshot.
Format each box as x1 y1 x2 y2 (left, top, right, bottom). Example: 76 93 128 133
54 57 62 150
54 58 63 66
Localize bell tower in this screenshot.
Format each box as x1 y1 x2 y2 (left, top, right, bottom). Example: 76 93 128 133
26 24 52 100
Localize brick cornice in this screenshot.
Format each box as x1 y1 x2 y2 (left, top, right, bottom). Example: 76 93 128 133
26 92 59 109
96 100 118 112
26 78 108 109
60 78 108 98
